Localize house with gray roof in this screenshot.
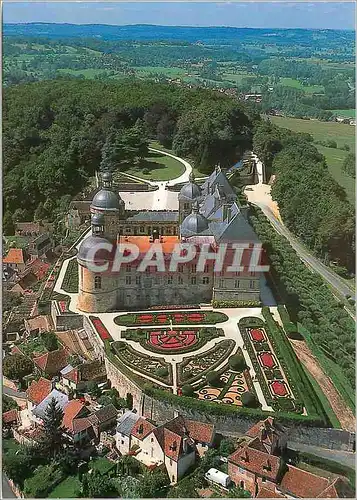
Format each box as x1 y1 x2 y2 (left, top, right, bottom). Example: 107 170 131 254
31 388 69 423
116 411 141 455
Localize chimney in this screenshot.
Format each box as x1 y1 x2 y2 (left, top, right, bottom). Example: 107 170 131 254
263 459 271 472
241 449 249 462
138 423 143 435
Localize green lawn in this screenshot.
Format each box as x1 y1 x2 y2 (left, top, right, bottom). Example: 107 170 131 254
89 457 116 475
328 109 355 118
125 150 185 181
18 337 48 357
280 77 324 94
3 438 20 453
57 68 107 78
270 116 355 204
222 71 255 84
133 66 187 77
48 476 81 498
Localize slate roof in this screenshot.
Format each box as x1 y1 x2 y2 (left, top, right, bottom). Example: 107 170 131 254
32 389 69 420
201 169 236 200
126 211 179 222
116 411 140 436
26 377 52 405
93 404 117 424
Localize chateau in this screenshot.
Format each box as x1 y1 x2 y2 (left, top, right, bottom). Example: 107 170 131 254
77 168 262 313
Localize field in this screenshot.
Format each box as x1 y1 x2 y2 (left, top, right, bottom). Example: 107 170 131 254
125 150 185 181
270 116 355 204
280 78 324 94
328 109 355 118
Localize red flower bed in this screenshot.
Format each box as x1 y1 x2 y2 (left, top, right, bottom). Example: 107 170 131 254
138 314 154 323
91 317 112 341
148 330 198 351
250 328 265 342
187 313 204 322
59 301 68 313
157 315 168 323
270 381 288 397
259 352 277 369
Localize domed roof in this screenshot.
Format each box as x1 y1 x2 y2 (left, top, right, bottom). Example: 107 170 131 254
77 235 113 265
179 172 201 201
181 203 209 237
91 189 122 211
91 213 105 226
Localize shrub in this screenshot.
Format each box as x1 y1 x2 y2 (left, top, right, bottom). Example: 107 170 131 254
181 384 195 397
156 366 169 378
241 391 260 408
206 371 221 387
228 354 247 372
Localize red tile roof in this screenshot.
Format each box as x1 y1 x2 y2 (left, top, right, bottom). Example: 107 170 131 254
2 409 19 424
228 445 282 482
28 259 50 280
26 377 52 405
184 418 214 444
246 417 284 443
131 417 156 440
25 315 52 333
256 487 284 498
64 368 80 384
279 465 330 498
72 417 93 434
3 248 26 264
62 400 86 432
33 348 68 375
163 428 183 461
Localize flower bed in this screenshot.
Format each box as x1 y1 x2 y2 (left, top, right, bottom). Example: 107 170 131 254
177 340 236 385
239 320 302 414
114 310 228 327
111 341 172 385
212 300 261 308
122 327 224 355
90 316 113 342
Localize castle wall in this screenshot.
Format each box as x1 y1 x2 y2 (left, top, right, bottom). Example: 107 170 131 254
78 265 118 313
104 356 143 411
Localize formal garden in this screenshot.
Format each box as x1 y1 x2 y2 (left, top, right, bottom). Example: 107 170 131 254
114 310 228 327
121 326 224 354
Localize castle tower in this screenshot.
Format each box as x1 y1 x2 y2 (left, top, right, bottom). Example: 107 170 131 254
90 171 125 241
77 213 118 313
178 172 202 224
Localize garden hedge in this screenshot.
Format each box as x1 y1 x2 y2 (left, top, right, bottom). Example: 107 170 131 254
212 300 261 308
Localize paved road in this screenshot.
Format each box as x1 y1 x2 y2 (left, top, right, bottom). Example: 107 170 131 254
2 476 16 498
289 442 355 469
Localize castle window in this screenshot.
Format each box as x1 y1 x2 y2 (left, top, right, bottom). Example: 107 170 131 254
140 226 145 233
173 226 177 235
184 203 190 210
204 264 209 273
191 264 196 273
250 271 255 277
126 276 132 285
167 276 173 285
235 272 240 277
94 276 101 290
191 276 197 285
178 276 183 285
249 280 255 289
126 265 131 272
235 280 240 289
125 227 131 233
136 275 141 285
203 277 209 285
178 265 184 273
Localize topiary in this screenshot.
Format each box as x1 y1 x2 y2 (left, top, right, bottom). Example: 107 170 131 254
181 384 194 397
156 366 169 378
241 391 260 408
228 354 247 372
206 370 222 387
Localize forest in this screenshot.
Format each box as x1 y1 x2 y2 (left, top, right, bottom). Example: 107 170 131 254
3 78 257 233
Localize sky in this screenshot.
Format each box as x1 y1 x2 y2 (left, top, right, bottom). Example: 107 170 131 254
3 2 356 30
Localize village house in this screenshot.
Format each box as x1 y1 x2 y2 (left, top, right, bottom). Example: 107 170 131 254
3 409 21 430
88 404 118 437
116 413 215 483
228 417 352 498
33 348 69 377
26 377 53 416
62 399 95 446
59 360 107 394
24 314 52 337
3 248 28 272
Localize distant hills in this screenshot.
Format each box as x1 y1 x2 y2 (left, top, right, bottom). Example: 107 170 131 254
3 23 354 43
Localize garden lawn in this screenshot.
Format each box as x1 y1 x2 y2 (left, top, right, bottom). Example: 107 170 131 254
90 457 116 475
280 78 324 94
17 337 48 357
61 258 79 293
328 109 355 118
3 438 20 453
125 151 185 181
48 476 81 498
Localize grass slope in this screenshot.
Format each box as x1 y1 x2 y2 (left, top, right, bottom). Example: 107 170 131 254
125 150 185 181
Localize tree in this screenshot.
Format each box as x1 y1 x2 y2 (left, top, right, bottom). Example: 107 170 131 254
219 438 236 456
114 476 141 498
41 331 58 352
3 450 34 488
23 464 63 498
228 354 247 372
41 397 66 457
81 470 115 498
227 486 251 498
138 469 169 498
342 153 355 178
126 392 133 410
241 391 260 408
199 448 220 471
3 394 18 412
3 353 33 381
116 455 142 476
86 380 102 398
156 113 176 147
